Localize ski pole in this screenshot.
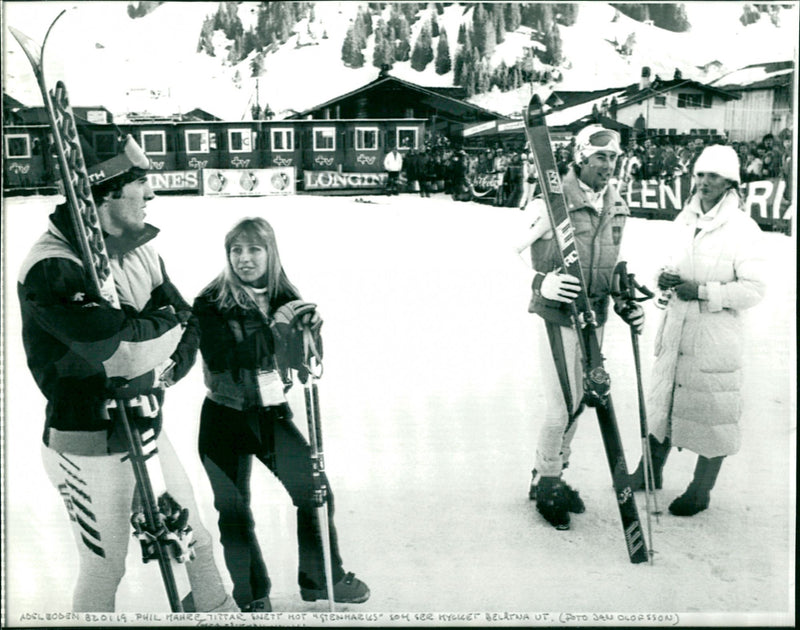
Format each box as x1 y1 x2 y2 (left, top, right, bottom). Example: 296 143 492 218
301 326 335 612
613 262 658 564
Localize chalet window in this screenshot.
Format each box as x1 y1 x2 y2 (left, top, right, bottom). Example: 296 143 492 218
396 127 418 150
228 128 252 153
271 128 295 152
141 130 166 155
677 93 703 109
185 129 210 154
313 127 335 151
4 133 30 158
703 94 713 108
93 132 117 159
355 127 379 151
653 95 667 108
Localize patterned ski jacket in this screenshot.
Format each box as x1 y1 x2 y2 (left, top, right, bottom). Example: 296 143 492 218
192 286 297 412
528 166 629 326
17 204 198 455
646 189 767 457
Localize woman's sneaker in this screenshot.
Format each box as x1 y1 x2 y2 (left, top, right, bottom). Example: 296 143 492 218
300 572 370 604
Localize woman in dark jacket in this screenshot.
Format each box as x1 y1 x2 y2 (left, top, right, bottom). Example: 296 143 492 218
192 217 369 612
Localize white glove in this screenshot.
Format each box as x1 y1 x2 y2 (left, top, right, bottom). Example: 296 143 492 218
539 271 581 303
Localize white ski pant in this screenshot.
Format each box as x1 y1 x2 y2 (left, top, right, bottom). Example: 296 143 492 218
42 432 237 612
534 320 605 477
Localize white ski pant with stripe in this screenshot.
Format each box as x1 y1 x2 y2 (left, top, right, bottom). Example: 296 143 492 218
534 320 605 477
42 431 237 612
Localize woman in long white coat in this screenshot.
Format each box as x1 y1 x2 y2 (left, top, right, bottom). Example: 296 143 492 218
629 144 767 516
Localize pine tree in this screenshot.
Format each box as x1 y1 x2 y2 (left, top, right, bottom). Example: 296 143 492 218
197 15 216 55
457 22 466 44
341 23 365 67
392 13 411 61
434 26 451 74
482 7 496 57
431 14 439 38
542 21 563 65
410 20 434 71
555 3 579 26
372 21 395 69
494 5 506 44
505 2 521 31
471 3 487 54
476 55 491 94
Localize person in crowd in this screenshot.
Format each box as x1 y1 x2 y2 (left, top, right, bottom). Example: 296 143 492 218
383 145 403 195
743 144 764 182
417 147 435 198
450 148 472 202
17 136 237 613
513 124 644 530
629 145 766 516
780 135 792 201
519 151 537 209
403 148 420 195
191 217 370 612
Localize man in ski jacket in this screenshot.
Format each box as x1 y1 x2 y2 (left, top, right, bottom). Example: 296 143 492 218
514 124 645 530
17 136 237 612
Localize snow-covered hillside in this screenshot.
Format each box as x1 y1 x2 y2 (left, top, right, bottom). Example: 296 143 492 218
3 2 797 121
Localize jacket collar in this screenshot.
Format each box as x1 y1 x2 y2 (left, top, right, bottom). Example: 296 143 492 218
48 202 159 259
683 189 740 234
562 166 628 216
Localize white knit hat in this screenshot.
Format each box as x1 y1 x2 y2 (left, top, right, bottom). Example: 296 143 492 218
574 125 622 163
693 144 740 185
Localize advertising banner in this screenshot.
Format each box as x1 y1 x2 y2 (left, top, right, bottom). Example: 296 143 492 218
147 170 201 193
304 171 388 190
619 175 792 233
468 172 504 201
201 167 296 196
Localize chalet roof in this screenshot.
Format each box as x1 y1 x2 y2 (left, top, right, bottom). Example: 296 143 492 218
616 78 740 107
710 60 794 91
3 93 28 110
287 73 509 124
546 87 627 111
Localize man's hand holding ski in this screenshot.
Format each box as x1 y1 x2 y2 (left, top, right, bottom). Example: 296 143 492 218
535 270 582 303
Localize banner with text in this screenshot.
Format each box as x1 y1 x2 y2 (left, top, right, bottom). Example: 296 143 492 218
619 175 792 233
201 167 295 197
304 171 388 190
148 170 201 193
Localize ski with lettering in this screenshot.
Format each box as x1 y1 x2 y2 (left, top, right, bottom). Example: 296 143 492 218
524 94 648 564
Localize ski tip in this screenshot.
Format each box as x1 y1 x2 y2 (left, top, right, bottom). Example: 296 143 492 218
526 94 545 126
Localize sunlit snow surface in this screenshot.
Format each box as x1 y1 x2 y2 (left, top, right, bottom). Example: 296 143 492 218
2 192 795 625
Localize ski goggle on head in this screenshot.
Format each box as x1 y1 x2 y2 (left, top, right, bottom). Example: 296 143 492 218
574 125 622 162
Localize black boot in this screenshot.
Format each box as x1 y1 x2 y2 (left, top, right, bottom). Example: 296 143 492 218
529 468 584 513
669 456 724 516
629 435 671 491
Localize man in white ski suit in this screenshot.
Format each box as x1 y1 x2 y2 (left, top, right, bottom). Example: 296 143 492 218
514 124 645 530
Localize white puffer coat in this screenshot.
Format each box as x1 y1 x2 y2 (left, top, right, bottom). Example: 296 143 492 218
647 189 767 457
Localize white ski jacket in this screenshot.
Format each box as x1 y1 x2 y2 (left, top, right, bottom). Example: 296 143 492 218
646 189 767 457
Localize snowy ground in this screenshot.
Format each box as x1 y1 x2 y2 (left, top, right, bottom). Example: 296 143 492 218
2 192 795 627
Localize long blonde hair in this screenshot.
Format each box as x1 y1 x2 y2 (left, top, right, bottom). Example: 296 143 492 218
205 217 300 311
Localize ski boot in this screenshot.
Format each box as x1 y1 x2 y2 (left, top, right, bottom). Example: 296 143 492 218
529 469 585 515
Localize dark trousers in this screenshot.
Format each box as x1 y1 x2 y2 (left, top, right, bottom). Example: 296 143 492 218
385 171 400 195
199 398 344 607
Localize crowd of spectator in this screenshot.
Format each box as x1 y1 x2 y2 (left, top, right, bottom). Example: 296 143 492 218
391 128 793 206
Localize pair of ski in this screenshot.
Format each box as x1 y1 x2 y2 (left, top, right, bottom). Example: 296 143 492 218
11 13 337 611
523 95 654 564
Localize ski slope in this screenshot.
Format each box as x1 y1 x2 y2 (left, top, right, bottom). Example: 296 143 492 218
2 192 795 626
